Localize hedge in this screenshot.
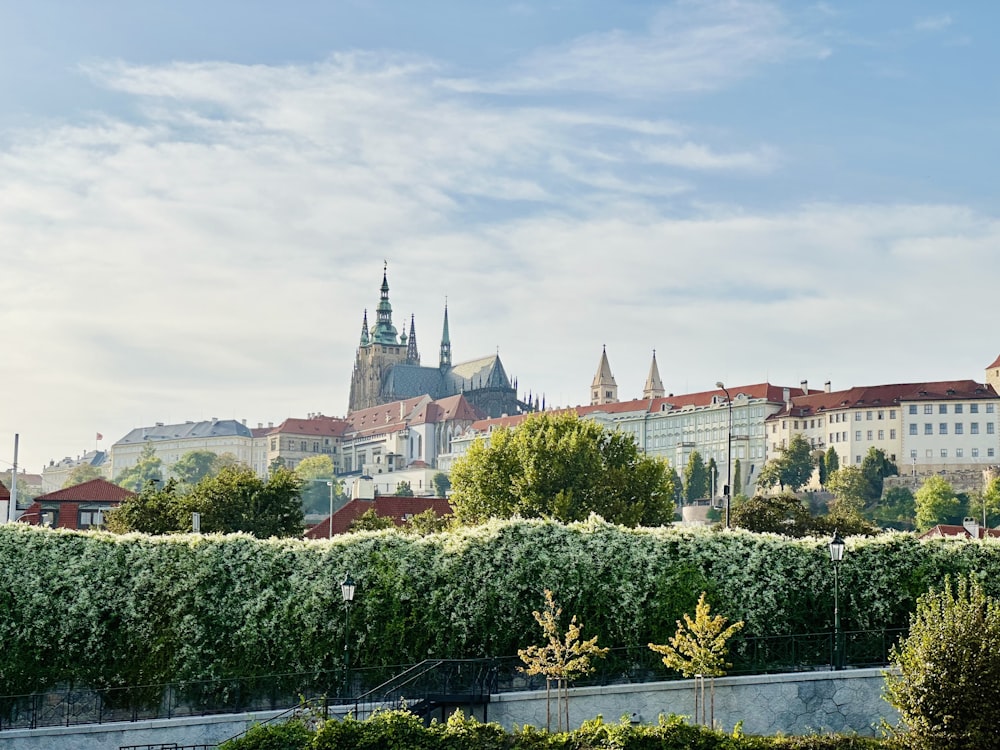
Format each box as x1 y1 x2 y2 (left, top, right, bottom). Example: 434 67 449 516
2 517 999 694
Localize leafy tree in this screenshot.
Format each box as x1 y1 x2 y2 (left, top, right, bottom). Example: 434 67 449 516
105 479 183 535
873 486 916 529
115 443 163 492
817 450 829 488
732 459 743 499
403 508 452 535
432 472 451 497
825 467 869 518
172 450 221 487
824 446 840 475
649 592 743 727
393 480 414 497
730 493 812 536
757 434 815 492
860 447 898 503
968 476 1000 528
914 476 961 532
294 456 340 516
63 464 103 488
294 455 335 482
684 451 708 502
885 575 1000 749
348 507 395 532
182 465 304 538
450 412 676 527
518 589 608 732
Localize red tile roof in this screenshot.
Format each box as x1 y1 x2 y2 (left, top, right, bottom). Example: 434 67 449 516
769 380 997 419
920 524 1000 540
304 495 453 538
988 354 1000 370
35 478 135 502
271 416 350 438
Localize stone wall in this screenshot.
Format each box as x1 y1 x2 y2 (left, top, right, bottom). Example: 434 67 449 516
489 668 897 737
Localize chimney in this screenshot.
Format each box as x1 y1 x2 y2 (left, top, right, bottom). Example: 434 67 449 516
783 387 791 408
964 517 981 539
824 381 831 393
800 380 808 394
268 422 273 428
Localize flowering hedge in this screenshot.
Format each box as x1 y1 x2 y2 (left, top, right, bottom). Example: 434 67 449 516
2 518 999 695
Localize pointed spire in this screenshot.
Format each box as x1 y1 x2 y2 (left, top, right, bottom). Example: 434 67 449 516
439 300 452 370
643 349 665 399
371 262 398 345
360 309 370 346
406 314 420 364
591 345 618 405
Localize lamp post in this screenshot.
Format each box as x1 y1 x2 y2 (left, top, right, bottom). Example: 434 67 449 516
341 573 356 698
716 382 733 528
828 531 846 670
326 480 335 539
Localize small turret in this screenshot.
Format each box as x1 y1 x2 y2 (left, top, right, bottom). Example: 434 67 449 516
406 314 420 364
643 350 665 399
591 346 618 405
439 302 452 370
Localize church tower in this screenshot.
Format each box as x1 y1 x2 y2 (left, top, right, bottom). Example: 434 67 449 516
643 350 665 399
439 303 452 370
591 346 619 405
348 265 409 412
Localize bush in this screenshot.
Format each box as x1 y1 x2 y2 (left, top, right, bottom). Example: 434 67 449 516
884 574 1000 749
218 718 312 750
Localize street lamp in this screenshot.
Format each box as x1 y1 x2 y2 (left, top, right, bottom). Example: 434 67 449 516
326 481 335 539
715 382 733 528
828 531 846 670
341 573 356 698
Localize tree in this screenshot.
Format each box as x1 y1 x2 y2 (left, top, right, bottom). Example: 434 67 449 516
393 480 414 497
172 450 221 487
732 459 743 499
731 493 812 536
182 465 304 538
649 592 743 727
106 479 183 535
872 486 916 529
860 447 898 503
432 472 451 497
757 434 815 492
63 464 103 488
294 456 340 516
825 467 869 518
450 412 676 527
684 451 708 502
115 444 163 492
824 446 840 476
885 575 1000 749
968 476 1000 527
403 508 451 535
518 589 608 732
817 450 829 488
348 507 396 532
914 476 961 532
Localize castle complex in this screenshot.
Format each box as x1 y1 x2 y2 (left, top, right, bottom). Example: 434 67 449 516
347 266 528 419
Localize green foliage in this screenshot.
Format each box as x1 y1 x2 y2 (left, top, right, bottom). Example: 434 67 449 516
115 443 164 492
757 435 815 493
860 448 898 504
394 480 415 497
733 459 743 499
349 507 396 531
825 467 869 523
914 477 960 532
172 450 224 487
885 575 1000 749
684 451 709 502
218 717 313 750
450 412 676 527
731 494 812 536
404 508 452 535
295 458 341 516
824 447 840 476
63 463 104 488
872 487 916 530
105 478 183 535
182 465 304 538
432 472 452 497
967 476 1000 528
649 592 743 678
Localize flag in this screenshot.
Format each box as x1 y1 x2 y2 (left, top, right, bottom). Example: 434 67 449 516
96 433 103 441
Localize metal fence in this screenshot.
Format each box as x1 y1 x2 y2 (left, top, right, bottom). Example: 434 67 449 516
1 628 906 732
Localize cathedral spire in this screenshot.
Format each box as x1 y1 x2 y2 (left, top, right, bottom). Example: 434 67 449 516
360 309 370 346
439 301 452 370
643 350 665 399
590 345 618 405
406 314 420 364
371 262 399 345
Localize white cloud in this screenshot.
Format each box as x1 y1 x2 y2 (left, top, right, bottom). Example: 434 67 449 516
913 15 953 32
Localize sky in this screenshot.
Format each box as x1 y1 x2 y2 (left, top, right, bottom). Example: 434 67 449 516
1 0 999 474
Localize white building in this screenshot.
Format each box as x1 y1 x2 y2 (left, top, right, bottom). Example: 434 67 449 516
111 419 259 480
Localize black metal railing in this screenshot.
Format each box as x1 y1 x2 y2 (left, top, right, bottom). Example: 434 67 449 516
1 628 906 733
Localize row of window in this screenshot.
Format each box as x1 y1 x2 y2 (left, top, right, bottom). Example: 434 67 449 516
269 438 336 452
906 447 996 460
909 422 995 436
909 403 994 415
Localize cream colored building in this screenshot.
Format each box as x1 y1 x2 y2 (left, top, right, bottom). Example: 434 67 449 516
111 419 260 480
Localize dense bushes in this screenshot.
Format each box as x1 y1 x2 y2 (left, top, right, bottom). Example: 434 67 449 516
3 518 1000 695
219 711 893 750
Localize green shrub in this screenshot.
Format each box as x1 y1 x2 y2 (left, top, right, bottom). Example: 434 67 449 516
218 718 312 750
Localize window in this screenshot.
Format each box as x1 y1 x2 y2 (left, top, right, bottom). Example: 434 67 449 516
877 411 884 420
939 404 948 414
40 508 59 527
988 404 995 413
924 405 933 414
313 441 319 452
270 438 276 451
940 449 948 458
909 424 918 435
990 448 996 458
855 431 862 441
794 421 799 429
605 391 612 398
909 405 917 415
855 455 862 464
890 429 897 439
955 423 963 435
867 430 873 440
855 413 862 421
972 423 980 434
878 430 885 440
925 423 933 435
956 448 964 458
955 404 964 414
867 411 873 421
989 423 996 435
78 509 103 529
593 390 598 399
910 449 917 459
971 403 979 414
973 448 980 458
890 410 897 419
926 450 933 458
939 423 948 435
300 440 307 451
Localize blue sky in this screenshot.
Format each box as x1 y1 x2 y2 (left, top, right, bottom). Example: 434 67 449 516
1 0 998 473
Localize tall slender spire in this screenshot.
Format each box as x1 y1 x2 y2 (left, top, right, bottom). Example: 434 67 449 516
406 314 420 364
643 350 665 399
371 262 399 345
590 345 618 405
359 309 370 346
439 301 452 370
